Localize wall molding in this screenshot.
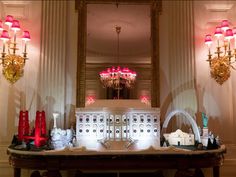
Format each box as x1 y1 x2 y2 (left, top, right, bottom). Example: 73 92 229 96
0 1 30 19
204 4 234 12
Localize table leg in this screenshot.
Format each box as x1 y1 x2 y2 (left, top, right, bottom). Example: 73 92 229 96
30 171 41 177
74 170 86 177
47 170 62 177
154 170 164 177
174 169 195 177
213 166 220 177
14 168 21 177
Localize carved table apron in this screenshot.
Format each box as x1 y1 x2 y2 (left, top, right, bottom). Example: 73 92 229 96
7 145 226 177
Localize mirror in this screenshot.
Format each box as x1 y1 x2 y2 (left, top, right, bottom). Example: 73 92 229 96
76 0 161 107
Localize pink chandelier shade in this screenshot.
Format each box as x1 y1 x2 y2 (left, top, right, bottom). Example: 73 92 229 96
11 20 21 31
214 26 223 38
221 20 229 32
5 15 13 26
225 29 234 40
0 30 10 41
204 34 212 46
205 20 236 45
99 66 137 89
22 31 31 41
99 26 137 98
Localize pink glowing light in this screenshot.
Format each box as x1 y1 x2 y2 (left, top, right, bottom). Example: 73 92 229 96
5 15 13 26
0 30 10 41
99 66 136 89
204 34 212 46
214 26 222 38
11 20 20 31
221 20 229 32
225 29 234 40
86 96 96 106
140 95 150 105
34 111 47 147
22 30 31 41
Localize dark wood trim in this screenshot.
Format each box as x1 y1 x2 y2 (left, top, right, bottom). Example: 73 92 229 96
8 146 226 177
151 1 160 107
76 0 162 6
14 168 21 177
76 0 87 107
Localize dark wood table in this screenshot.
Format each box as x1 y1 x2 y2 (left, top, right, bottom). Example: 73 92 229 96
7 145 226 177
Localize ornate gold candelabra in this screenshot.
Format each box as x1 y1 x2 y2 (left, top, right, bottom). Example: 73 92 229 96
0 15 30 84
205 20 236 85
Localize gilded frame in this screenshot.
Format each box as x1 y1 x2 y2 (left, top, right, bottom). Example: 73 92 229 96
75 0 162 107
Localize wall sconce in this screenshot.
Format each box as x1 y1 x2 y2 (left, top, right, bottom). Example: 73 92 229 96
204 20 236 85
0 15 30 84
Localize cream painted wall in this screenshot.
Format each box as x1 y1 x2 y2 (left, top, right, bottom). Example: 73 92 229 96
194 0 236 144
194 1 236 176
0 0 236 177
0 0 42 144
0 1 42 176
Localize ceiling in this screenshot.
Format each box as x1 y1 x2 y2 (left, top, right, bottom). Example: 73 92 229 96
86 4 151 64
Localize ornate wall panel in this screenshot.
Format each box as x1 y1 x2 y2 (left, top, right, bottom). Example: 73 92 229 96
0 1 30 19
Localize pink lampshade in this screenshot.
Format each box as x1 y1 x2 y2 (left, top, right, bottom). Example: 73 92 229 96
117 66 121 72
22 31 31 41
225 29 234 40
111 67 116 72
11 20 20 31
5 15 13 26
233 27 236 37
0 30 10 41
122 67 129 72
214 26 222 37
221 20 229 32
0 20 3 31
204 34 212 45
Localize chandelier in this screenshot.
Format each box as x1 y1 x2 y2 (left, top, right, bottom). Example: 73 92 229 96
0 15 30 84
204 20 236 85
99 26 137 98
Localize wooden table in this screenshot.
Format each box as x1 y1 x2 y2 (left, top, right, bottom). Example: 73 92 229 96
7 145 226 177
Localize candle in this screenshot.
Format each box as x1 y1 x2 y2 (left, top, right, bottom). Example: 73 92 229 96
0 30 10 53
205 34 212 55
225 29 233 50
214 26 222 47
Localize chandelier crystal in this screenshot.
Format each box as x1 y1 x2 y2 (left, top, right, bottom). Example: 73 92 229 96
204 20 236 85
99 26 137 98
0 15 30 84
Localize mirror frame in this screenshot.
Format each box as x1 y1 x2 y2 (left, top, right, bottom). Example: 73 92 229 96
75 0 162 107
